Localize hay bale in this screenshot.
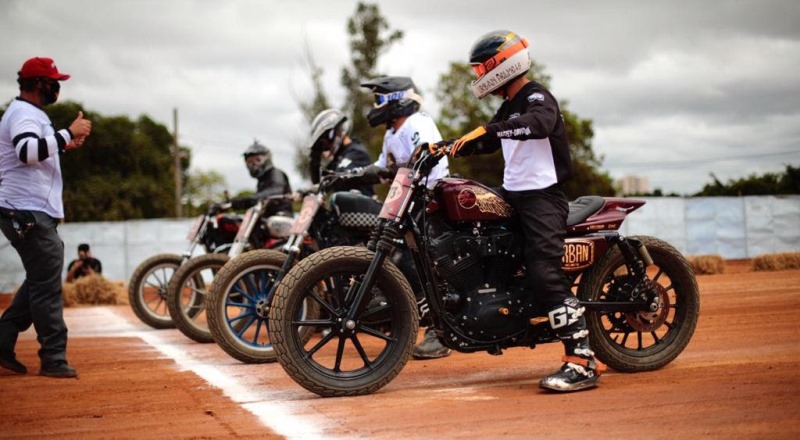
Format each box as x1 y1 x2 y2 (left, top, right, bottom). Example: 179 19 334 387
62 275 129 307
687 255 727 275
752 252 800 272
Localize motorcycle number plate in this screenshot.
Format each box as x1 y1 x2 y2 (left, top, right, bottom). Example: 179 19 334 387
186 215 205 241
289 195 320 235
379 168 413 221
235 208 255 241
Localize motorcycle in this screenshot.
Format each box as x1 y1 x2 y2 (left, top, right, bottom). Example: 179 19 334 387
127 206 243 329
268 145 700 397
165 194 293 343
206 174 383 363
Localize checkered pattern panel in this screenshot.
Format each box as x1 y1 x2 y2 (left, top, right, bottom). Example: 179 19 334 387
339 212 379 230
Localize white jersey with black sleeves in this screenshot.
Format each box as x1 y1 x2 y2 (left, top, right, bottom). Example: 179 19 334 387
375 111 449 187
0 98 71 218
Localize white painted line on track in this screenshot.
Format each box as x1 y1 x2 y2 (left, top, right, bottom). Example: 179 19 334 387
87 307 331 440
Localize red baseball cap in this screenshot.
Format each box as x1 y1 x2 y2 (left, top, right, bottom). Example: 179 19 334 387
18 57 71 81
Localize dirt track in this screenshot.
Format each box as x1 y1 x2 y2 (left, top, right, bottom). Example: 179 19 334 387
1 261 799 439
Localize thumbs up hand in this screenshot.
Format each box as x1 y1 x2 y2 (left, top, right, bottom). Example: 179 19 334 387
69 111 92 139
65 111 92 151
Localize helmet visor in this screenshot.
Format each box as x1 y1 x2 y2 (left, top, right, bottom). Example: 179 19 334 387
469 48 531 99
470 38 528 79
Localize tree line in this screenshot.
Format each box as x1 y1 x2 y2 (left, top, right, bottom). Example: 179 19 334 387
1 2 796 222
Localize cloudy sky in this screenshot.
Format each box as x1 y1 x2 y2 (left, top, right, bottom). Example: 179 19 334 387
2 0 798 197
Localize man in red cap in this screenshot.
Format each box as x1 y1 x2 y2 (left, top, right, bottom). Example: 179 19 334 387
0 57 92 378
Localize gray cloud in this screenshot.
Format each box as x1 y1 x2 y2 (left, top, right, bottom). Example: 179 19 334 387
1 0 798 196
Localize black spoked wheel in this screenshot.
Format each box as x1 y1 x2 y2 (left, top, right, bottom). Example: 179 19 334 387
270 246 418 397
579 235 700 372
167 253 229 343
128 253 184 329
208 250 318 363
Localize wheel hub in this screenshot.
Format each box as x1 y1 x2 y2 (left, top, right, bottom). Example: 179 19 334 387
254 298 270 319
625 282 670 332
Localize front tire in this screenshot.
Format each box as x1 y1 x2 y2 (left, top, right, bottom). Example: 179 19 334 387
579 235 700 372
269 246 418 397
207 250 318 364
128 253 184 329
167 253 229 343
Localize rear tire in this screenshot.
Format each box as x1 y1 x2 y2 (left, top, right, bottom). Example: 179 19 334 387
270 246 418 397
167 253 229 343
128 254 184 329
579 235 700 372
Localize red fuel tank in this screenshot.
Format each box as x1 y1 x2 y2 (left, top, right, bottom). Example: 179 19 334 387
434 178 513 222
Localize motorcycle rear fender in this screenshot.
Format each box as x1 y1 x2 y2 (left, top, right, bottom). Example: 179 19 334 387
566 197 645 235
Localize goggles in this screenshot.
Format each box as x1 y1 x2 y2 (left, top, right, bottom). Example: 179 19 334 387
470 38 529 78
373 89 423 108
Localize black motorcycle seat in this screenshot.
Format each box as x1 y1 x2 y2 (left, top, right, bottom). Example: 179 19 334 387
329 191 381 230
566 196 605 227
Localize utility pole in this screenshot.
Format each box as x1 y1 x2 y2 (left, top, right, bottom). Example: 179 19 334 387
173 108 183 218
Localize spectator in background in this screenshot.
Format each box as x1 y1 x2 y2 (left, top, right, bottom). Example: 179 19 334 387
0 56 92 378
65 243 102 283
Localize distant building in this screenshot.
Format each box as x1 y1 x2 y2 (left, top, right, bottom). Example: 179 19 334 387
617 174 650 196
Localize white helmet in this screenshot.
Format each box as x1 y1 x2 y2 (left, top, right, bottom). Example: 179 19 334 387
468 30 531 99
309 109 350 157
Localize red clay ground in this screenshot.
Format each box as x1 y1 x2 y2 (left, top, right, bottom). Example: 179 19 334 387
1 261 799 439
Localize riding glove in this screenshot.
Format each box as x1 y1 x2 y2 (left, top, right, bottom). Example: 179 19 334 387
450 126 488 157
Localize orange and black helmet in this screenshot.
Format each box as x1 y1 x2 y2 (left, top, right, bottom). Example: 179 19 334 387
468 30 531 99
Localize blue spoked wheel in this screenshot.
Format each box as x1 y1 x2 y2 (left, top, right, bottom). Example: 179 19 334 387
207 249 318 363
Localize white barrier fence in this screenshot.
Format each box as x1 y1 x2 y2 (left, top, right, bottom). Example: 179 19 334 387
1 195 798 292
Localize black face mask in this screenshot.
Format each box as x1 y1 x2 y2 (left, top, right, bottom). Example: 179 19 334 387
39 79 60 105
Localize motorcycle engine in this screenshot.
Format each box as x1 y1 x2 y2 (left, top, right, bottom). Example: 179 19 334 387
428 223 532 342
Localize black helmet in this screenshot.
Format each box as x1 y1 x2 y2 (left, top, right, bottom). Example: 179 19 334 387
468 30 531 99
243 139 273 178
309 108 350 156
360 76 424 127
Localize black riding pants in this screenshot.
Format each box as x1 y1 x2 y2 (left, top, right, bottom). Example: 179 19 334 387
500 185 572 311
0 211 68 366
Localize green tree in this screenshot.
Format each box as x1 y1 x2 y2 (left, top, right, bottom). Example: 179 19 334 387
340 1 403 159
293 41 333 180
434 62 614 198
696 165 800 196
182 169 227 216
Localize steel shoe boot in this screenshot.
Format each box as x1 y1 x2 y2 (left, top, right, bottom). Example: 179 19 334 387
539 355 605 392
412 327 451 360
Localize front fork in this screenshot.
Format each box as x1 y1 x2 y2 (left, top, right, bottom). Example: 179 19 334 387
341 220 398 321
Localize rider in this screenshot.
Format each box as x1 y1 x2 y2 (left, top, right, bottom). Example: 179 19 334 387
446 30 603 392
308 109 375 196
215 140 293 217
361 76 452 360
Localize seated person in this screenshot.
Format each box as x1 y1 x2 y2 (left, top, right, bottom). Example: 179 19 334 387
65 243 102 282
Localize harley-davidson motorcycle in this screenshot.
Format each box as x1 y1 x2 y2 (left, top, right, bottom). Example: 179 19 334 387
206 174 383 363
165 194 294 343
269 146 700 397
127 206 243 329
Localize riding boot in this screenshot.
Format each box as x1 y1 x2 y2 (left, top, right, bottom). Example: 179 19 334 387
539 297 605 392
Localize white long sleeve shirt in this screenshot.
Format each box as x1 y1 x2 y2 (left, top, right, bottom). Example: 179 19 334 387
375 111 449 187
0 98 72 218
